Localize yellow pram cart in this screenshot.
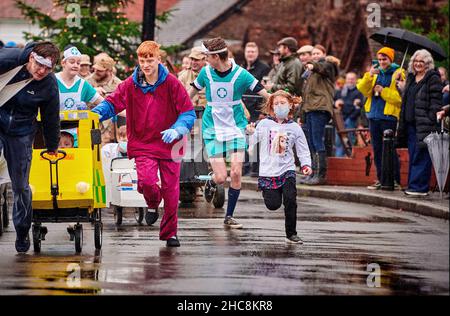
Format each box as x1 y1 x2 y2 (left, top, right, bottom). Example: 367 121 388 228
29 110 105 253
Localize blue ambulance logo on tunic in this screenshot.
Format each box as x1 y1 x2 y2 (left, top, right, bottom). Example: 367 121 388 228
64 98 75 109
217 87 228 98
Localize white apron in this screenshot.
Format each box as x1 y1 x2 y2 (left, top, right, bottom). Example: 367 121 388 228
205 65 245 142
56 74 85 110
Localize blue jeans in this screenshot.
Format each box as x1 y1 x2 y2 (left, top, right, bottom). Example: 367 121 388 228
306 111 331 154
406 124 432 193
368 119 400 183
0 131 34 239
335 117 357 157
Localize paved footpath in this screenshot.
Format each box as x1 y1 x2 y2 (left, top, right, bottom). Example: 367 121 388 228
241 177 449 219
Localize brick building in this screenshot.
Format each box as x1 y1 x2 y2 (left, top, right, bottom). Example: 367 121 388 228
181 0 447 74
1 0 446 74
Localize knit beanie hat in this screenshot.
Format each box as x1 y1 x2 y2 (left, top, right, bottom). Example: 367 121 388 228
377 47 395 62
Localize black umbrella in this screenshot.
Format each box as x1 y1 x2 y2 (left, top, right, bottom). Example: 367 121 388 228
370 27 447 68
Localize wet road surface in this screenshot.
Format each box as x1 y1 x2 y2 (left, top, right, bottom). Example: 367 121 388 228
0 190 448 295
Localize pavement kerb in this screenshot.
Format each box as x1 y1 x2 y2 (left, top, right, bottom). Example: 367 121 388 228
239 179 449 220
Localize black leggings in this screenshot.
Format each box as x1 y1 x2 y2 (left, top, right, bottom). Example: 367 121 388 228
262 177 297 238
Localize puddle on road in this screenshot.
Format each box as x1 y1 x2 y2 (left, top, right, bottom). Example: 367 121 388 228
1 244 447 295
1 253 104 295
0 195 447 295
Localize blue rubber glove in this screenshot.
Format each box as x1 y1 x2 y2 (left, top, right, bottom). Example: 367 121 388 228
76 102 88 110
91 100 116 122
160 129 180 143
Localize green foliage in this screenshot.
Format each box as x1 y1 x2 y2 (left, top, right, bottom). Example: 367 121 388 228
400 4 449 70
399 16 424 34
16 0 174 77
155 8 176 27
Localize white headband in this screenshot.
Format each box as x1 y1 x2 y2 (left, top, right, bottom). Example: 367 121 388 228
30 52 53 68
201 43 228 55
63 46 82 61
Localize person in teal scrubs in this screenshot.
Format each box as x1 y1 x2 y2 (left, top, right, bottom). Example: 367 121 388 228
190 37 270 229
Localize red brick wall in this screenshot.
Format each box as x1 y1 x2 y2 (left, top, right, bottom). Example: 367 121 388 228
157 0 180 13
326 146 446 190
327 147 379 186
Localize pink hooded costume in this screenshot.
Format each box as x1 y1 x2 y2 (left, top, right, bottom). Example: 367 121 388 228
92 64 195 240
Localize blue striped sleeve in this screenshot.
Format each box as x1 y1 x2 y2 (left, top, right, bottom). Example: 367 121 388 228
91 100 116 122
170 110 196 136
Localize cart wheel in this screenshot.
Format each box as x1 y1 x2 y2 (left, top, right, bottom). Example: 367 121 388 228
114 206 123 226
180 184 196 203
2 189 8 228
94 221 102 250
74 224 83 253
33 237 41 253
213 184 225 208
145 210 159 226
203 183 214 203
32 224 41 253
135 207 144 224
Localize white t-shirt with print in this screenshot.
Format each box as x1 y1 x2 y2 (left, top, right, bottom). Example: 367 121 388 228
249 118 311 177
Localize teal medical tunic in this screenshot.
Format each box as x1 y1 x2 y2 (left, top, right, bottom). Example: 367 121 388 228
194 62 258 157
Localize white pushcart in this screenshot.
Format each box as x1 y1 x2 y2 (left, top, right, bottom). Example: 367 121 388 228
101 145 161 226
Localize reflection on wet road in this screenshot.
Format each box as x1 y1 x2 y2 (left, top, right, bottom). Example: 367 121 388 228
0 190 448 295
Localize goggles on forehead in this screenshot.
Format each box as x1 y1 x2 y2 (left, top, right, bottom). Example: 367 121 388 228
63 46 82 61
201 43 228 55
30 52 53 68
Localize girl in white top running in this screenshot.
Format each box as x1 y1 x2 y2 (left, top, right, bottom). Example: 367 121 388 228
246 90 312 243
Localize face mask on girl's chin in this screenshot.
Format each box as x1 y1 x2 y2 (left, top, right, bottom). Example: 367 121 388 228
274 105 290 120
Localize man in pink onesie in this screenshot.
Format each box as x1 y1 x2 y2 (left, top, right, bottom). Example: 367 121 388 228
92 41 196 247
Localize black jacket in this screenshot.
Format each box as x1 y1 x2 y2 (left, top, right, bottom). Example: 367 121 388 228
242 59 270 84
0 42 60 151
335 86 364 121
397 69 442 148
242 59 270 121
